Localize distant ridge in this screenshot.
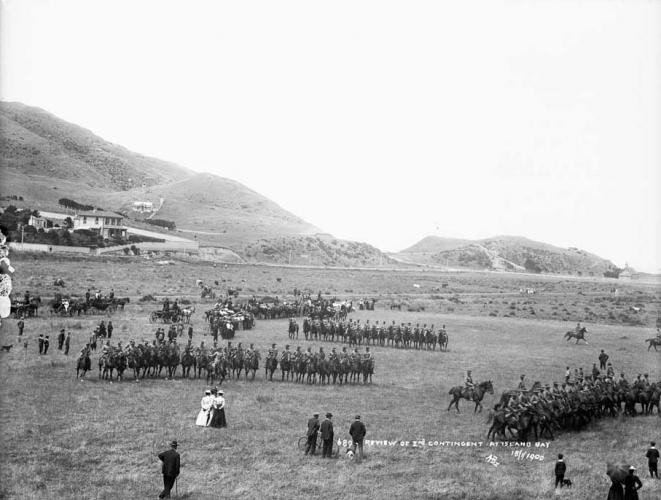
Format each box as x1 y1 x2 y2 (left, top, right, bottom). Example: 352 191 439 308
396 235 622 276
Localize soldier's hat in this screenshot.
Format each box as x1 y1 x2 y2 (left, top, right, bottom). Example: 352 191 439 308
60 329 65 332
313 413 319 417
325 412 332 418
170 440 178 448
285 344 290 348
355 415 361 420
332 348 336 351
272 343 276 347
218 390 224 395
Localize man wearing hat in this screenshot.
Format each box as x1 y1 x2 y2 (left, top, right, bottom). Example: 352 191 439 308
57 329 65 350
38 334 44 355
349 415 367 462
157 440 180 499
517 374 526 391
624 465 643 498
320 413 334 458
64 332 71 355
646 441 659 479
43 335 50 354
305 413 320 455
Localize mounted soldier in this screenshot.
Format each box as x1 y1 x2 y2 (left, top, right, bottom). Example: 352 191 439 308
465 370 475 398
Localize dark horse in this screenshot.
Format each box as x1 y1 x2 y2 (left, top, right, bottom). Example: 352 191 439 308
447 380 494 413
76 352 91 378
564 327 588 344
265 354 278 381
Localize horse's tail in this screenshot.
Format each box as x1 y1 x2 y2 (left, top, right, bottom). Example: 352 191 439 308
486 411 494 424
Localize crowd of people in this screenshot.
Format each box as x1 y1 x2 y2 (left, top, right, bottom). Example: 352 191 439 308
486 365 660 443
298 317 449 350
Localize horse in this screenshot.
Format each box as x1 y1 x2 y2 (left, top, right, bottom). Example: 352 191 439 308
180 306 195 323
265 354 278 381
304 356 317 384
447 380 494 413
361 357 374 384
288 319 299 340
438 330 448 351
349 356 362 384
317 357 330 385
279 353 292 381
181 349 196 378
645 338 661 351
564 327 588 344
243 351 260 380
76 353 91 378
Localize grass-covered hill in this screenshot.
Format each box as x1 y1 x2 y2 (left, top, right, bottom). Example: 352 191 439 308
397 235 621 276
0 101 395 266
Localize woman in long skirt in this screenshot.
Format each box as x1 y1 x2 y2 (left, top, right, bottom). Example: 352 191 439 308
209 389 227 428
195 390 213 426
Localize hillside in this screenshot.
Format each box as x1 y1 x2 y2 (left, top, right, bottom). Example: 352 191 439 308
397 235 621 276
0 101 395 267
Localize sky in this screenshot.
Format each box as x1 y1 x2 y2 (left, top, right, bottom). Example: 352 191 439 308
1 0 660 272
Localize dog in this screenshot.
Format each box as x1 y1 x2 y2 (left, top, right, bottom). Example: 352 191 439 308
1 344 13 352
562 478 572 488
346 449 355 460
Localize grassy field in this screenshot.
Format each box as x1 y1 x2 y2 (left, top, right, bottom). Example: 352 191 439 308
0 255 660 499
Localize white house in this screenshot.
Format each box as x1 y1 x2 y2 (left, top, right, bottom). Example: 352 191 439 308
74 210 127 239
132 201 153 213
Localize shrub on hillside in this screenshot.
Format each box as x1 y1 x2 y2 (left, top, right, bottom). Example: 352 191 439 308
145 219 176 230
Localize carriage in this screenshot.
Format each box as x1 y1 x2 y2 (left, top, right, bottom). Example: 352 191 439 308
149 309 181 323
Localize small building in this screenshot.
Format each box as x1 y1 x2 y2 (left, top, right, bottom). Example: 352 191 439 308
132 201 154 213
74 210 127 239
28 215 49 230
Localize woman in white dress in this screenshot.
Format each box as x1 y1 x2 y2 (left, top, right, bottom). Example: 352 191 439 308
0 239 16 324
195 390 213 426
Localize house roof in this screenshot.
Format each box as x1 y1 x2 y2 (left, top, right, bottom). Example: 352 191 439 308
77 211 123 218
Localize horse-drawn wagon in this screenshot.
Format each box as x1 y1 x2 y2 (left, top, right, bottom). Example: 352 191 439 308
149 309 181 324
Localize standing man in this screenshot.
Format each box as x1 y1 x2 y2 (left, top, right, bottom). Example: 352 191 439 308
157 440 180 499
304 413 320 456
565 366 571 384
517 374 527 391
38 334 44 354
554 454 566 489
320 413 334 458
85 289 91 304
598 349 609 370
187 326 193 342
349 415 367 462
17 319 24 337
64 332 71 356
43 335 50 354
107 321 113 339
647 441 660 479
57 329 65 350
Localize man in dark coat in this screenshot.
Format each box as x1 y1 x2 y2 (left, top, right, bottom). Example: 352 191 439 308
554 454 566 488
623 466 643 499
43 335 50 354
157 440 180 499
38 334 44 354
57 329 65 350
107 321 113 339
349 415 367 462
305 413 320 455
647 441 659 479
17 319 24 336
320 413 334 458
64 332 71 355
598 349 609 370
